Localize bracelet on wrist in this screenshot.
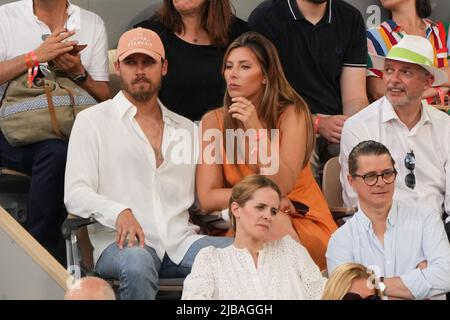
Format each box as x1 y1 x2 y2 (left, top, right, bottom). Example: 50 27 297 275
25 51 39 87
436 87 445 105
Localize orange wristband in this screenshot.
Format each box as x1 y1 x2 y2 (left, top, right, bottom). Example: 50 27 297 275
25 53 33 87
436 87 445 105
250 129 267 156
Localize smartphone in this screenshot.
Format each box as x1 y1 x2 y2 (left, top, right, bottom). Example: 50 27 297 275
69 44 87 55
292 201 309 216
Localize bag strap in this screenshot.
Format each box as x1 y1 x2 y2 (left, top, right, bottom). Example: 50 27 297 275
59 84 76 119
0 80 13 108
44 82 64 139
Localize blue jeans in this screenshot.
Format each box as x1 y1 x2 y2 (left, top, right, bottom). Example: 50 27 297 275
94 236 233 300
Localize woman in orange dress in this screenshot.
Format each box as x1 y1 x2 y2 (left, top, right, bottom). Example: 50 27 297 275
196 32 337 270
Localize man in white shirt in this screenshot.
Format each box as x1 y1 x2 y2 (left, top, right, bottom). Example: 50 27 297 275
340 35 450 234
328 140 450 299
0 0 109 263
64 28 232 300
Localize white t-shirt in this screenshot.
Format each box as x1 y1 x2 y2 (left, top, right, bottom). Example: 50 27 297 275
0 0 109 99
182 236 327 300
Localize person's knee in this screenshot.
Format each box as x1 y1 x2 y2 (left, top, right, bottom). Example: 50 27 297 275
46 141 68 164
32 140 68 175
119 247 159 279
36 140 68 165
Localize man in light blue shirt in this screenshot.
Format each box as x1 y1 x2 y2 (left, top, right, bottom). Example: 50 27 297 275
327 140 450 299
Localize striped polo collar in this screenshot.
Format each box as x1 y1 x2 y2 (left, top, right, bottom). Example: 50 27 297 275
287 0 333 24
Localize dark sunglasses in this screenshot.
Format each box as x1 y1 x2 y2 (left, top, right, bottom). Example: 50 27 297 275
404 150 415 189
342 292 381 300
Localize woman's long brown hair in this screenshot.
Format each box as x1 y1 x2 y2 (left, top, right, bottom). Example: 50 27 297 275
222 32 315 168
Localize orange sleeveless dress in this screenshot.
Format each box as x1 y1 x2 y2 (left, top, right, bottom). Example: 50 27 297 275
215 110 337 270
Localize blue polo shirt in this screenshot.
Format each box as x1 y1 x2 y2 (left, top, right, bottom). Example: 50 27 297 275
248 0 367 115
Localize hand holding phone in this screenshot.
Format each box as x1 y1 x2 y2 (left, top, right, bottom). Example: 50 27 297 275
68 44 87 55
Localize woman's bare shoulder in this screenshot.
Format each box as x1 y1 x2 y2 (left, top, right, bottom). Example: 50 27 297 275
200 107 225 128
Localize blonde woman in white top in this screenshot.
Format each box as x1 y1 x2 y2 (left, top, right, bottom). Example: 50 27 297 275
182 175 326 300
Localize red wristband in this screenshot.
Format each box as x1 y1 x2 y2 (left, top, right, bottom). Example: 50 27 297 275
255 129 267 142
25 53 34 87
251 130 267 156
26 51 39 87
437 87 445 105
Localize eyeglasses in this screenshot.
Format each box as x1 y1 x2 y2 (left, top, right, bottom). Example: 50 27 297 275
352 169 397 186
404 150 415 189
342 292 381 300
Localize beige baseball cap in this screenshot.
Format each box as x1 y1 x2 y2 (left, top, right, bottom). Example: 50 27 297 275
117 27 165 62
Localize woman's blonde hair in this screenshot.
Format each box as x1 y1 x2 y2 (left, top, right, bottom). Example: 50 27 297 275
322 263 379 300
221 32 315 169
228 175 281 231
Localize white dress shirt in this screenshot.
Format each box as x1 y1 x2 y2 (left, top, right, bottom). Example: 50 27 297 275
340 97 450 216
64 91 203 264
0 0 109 99
326 201 450 299
182 236 326 300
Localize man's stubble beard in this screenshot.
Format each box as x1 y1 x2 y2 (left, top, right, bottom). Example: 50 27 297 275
121 77 161 102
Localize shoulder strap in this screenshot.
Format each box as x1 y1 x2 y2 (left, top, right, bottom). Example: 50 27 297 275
44 81 64 139
0 80 14 108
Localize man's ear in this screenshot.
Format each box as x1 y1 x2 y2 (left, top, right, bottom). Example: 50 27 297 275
347 174 356 190
424 74 435 90
162 59 168 76
114 61 120 76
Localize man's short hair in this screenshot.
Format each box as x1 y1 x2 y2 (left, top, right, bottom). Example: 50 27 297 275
348 140 396 175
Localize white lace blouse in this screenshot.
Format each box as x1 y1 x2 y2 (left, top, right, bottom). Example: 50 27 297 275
182 236 326 300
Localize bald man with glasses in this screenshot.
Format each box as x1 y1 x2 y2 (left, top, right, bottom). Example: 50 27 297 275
327 140 450 300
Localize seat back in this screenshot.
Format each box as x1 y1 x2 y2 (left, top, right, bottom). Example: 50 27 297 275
322 157 343 208
0 167 30 193
0 168 30 223
322 157 356 226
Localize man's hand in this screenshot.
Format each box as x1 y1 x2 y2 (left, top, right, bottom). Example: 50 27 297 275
228 97 262 130
34 28 78 63
52 52 85 76
416 260 428 270
422 86 449 100
317 115 348 144
115 209 145 249
279 197 296 215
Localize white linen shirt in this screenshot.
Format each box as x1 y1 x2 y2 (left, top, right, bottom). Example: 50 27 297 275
326 201 450 300
340 97 450 216
182 236 327 300
64 91 203 264
0 0 109 99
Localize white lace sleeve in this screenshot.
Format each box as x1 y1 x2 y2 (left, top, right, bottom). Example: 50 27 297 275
284 236 327 300
181 246 217 300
